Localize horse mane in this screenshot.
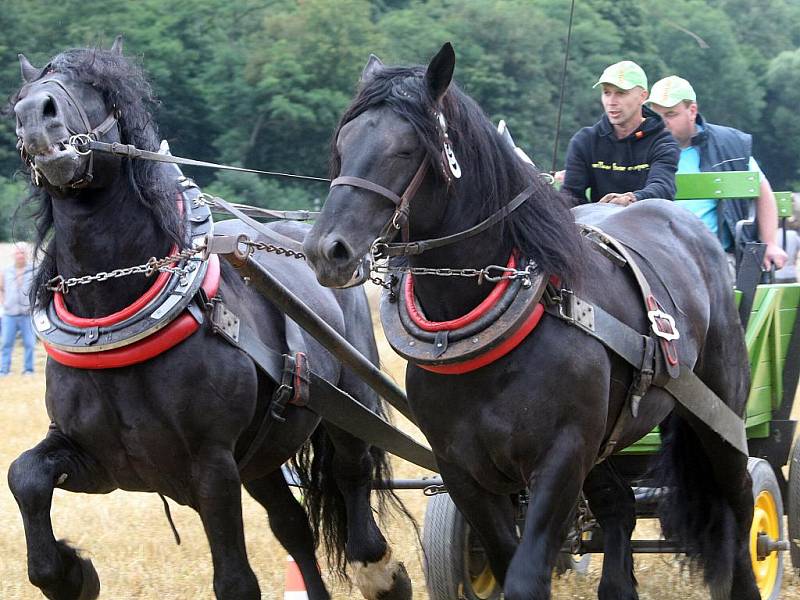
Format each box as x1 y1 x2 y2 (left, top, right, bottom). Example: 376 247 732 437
9 47 184 307
330 65 584 284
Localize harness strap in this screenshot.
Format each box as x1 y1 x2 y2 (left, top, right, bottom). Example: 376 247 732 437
209 194 307 254
545 298 748 456
379 183 538 257
224 315 438 473
580 224 680 375
331 157 430 243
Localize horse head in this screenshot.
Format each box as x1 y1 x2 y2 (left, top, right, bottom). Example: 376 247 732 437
305 43 580 300
304 43 462 288
14 36 131 190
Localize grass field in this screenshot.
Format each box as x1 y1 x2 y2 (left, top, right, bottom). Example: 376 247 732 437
1 294 800 598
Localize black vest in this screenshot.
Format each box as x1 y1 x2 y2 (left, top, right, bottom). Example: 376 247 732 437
692 114 756 246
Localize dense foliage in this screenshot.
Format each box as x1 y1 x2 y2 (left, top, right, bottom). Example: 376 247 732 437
2 0 799 240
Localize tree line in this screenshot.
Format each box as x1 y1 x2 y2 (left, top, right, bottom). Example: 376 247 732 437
1 0 799 241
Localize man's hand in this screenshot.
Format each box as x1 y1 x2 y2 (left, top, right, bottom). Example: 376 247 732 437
598 192 636 206
764 242 788 270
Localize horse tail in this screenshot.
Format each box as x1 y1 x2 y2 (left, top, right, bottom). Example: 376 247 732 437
654 413 737 594
291 423 414 581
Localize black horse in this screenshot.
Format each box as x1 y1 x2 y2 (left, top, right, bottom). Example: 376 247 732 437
304 43 758 600
9 40 412 600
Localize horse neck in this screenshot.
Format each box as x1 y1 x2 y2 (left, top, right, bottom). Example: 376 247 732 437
409 190 514 322
50 179 175 317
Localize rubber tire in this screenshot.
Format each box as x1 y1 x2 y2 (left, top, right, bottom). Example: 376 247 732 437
748 457 784 600
423 492 502 600
788 439 800 569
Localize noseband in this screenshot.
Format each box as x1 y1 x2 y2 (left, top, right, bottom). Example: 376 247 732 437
17 75 120 188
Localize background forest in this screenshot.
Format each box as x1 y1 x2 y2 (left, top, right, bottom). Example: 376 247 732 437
1 0 799 240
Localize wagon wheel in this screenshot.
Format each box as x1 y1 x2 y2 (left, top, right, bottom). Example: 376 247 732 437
422 492 590 600
423 492 501 600
788 438 800 570
748 457 784 600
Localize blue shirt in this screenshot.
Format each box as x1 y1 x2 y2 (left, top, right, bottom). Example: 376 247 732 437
677 125 760 251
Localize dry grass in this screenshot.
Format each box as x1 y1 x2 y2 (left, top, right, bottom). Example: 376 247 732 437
1 289 799 598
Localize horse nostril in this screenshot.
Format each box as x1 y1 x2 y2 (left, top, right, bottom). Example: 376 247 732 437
43 96 57 119
326 239 352 263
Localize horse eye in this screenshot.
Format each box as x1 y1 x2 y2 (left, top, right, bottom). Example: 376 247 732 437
394 151 413 159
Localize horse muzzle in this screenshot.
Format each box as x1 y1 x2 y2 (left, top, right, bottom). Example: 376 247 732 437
27 141 83 188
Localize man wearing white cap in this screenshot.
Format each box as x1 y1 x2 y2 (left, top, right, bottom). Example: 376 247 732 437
563 60 679 206
648 76 787 269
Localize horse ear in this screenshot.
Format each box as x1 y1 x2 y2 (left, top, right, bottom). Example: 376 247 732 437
361 54 383 83
18 54 39 83
110 35 124 56
424 42 455 103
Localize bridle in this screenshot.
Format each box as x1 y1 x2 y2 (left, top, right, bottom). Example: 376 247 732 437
17 74 120 188
328 103 540 285
329 107 461 248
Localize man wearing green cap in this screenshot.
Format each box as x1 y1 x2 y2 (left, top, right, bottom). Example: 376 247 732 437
562 60 679 206
647 75 787 269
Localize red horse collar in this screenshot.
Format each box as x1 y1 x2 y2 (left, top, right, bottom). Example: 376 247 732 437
380 255 548 374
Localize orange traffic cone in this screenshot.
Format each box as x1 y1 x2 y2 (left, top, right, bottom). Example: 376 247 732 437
284 555 309 599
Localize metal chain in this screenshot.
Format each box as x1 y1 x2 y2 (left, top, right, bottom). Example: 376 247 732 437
371 262 537 285
240 240 307 261
46 247 203 293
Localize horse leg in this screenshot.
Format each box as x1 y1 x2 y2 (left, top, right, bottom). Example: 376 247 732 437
504 431 591 600
436 457 519 586
583 461 638 600
191 447 260 600
7 430 111 600
244 469 329 600
322 422 412 600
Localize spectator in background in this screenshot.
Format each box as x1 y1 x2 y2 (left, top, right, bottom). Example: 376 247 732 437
647 76 787 270
0 243 35 375
562 60 679 206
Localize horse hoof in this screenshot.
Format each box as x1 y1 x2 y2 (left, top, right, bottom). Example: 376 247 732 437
77 555 100 600
376 561 412 600
352 551 412 600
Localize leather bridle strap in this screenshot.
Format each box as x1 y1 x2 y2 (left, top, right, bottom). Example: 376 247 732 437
330 157 430 242
379 182 538 257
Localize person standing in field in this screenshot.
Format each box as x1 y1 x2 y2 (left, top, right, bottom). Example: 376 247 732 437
0 243 35 375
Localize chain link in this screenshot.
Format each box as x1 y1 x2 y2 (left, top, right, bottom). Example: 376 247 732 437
371 262 537 284
240 240 307 261
46 247 203 293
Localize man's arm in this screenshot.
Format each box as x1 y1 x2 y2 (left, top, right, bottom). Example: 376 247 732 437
632 137 679 201
756 175 788 269
562 131 591 205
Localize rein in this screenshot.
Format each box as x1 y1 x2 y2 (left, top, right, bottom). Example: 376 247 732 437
69 137 331 184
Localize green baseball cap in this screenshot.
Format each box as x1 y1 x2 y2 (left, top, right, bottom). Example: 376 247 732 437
593 61 648 90
646 76 696 107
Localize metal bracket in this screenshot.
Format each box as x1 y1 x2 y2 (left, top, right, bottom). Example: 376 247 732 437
558 290 595 331
210 301 240 344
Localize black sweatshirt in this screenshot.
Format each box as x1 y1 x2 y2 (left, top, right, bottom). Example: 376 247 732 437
563 106 679 204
